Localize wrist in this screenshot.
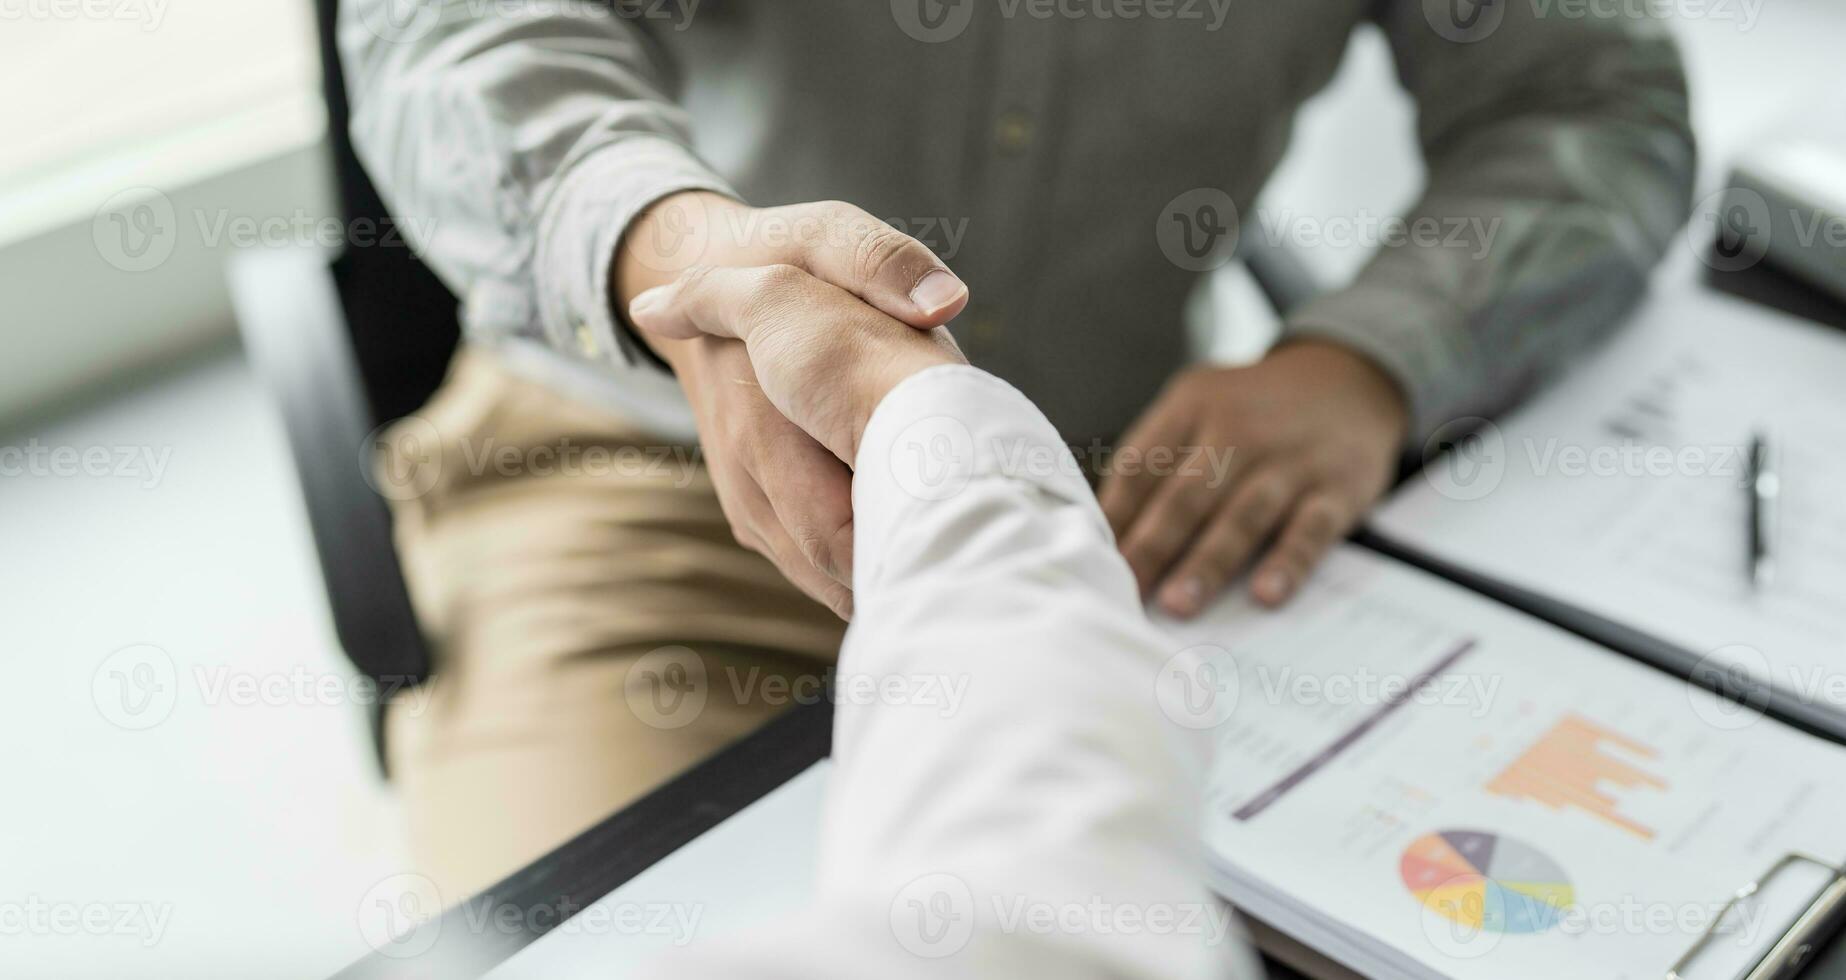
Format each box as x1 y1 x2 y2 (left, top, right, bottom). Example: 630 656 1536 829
1270 338 1410 446
612 190 754 361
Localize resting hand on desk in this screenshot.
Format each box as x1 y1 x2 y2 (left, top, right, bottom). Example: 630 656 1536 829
1101 341 1408 616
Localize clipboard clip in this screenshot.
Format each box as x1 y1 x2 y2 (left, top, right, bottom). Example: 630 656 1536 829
1667 852 1846 980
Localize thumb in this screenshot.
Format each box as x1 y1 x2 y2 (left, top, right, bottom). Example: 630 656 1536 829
783 202 969 328
625 284 703 341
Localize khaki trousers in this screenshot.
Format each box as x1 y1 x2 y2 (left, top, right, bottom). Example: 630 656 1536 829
378 348 845 902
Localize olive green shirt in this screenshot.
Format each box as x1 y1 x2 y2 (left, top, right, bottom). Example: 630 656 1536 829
339 0 1695 446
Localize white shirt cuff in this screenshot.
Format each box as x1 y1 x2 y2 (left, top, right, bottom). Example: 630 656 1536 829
852 365 1105 590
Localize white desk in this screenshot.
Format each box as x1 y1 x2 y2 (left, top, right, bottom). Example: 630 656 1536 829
486 763 831 978
332 6 1846 979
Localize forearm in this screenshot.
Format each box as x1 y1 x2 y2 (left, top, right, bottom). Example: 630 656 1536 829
1287 5 1696 442
614 191 755 371
815 367 1248 979
337 0 732 371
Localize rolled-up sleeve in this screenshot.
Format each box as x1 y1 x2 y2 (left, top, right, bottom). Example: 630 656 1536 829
1282 2 1696 444
337 0 735 380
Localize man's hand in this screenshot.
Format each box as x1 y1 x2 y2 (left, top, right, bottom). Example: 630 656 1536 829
629 265 966 464
1098 341 1409 616
613 193 968 620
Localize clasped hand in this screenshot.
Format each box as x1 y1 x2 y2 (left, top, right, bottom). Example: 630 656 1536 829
619 193 1408 621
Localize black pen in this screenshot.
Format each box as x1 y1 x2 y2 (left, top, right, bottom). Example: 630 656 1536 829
1748 432 1777 590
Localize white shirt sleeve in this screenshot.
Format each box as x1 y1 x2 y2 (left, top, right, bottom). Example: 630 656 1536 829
640 365 1262 979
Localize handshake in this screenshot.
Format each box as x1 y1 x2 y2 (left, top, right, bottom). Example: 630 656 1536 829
620 192 1410 624
621 193 972 619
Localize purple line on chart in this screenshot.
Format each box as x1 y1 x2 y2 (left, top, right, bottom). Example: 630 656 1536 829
1231 639 1478 822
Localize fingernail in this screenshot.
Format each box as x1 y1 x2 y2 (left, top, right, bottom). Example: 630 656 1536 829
628 286 668 323
1160 577 1204 617
909 269 967 317
1254 570 1291 605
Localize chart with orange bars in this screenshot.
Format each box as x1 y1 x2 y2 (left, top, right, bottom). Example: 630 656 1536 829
1485 714 1668 839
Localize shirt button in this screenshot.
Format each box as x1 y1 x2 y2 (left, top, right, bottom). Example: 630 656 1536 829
573 318 599 357
994 110 1034 154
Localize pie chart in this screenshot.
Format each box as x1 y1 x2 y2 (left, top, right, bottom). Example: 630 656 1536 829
1400 829 1574 934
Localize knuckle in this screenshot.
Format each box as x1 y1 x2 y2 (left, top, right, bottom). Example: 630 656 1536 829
1297 497 1346 541
1138 526 1185 567
814 200 862 223
1203 512 1255 561
820 199 876 235
1181 546 1232 584
1276 544 1315 576
1167 484 1214 526
752 262 807 294
789 520 832 569
739 265 805 324
1236 481 1288 532
672 263 717 298
853 222 919 288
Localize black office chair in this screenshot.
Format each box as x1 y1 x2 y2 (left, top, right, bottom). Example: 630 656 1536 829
228 0 460 774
